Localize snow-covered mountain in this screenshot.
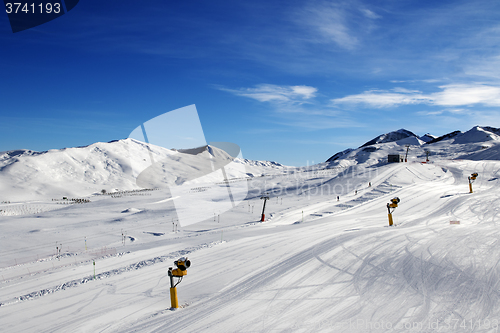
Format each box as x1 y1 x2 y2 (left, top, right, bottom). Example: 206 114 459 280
359 128 417 147
326 126 500 168
0 139 286 201
3 126 500 202
325 148 354 163
451 126 500 144
426 130 461 144
419 133 437 143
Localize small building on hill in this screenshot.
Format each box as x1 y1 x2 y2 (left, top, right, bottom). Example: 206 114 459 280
388 154 404 163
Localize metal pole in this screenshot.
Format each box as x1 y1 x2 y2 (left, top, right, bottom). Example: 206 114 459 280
261 199 267 216
261 197 268 222
387 203 393 226
169 272 174 288
168 268 179 308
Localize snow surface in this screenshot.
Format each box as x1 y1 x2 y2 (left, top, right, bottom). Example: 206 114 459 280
2 127 500 332
453 126 500 145
0 139 287 202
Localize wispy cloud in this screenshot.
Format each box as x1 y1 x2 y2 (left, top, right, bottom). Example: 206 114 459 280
389 80 443 84
416 108 465 116
360 8 381 20
219 83 361 129
432 84 500 106
219 84 317 103
332 84 500 108
294 1 382 51
298 3 359 50
331 88 432 107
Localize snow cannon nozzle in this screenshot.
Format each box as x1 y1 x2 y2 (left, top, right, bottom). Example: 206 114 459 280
170 257 190 277
174 257 191 271
388 197 400 208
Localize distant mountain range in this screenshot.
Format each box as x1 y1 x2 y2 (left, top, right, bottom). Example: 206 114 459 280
2 125 500 201
326 125 500 165
0 139 285 201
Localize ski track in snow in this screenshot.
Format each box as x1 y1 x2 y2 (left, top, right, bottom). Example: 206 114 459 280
3 135 500 332
0 242 222 307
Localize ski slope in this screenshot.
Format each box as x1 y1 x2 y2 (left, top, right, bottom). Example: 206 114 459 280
2 158 500 332
2 127 500 332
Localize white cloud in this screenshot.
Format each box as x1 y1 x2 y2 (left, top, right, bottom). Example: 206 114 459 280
449 108 466 113
220 84 317 103
416 110 444 116
360 8 381 20
392 87 422 94
298 2 359 50
332 84 500 108
416 108 465 116
432 84 500 106
219 83 364 130
389 80 442 84
289 85 318 99
332 90 432 108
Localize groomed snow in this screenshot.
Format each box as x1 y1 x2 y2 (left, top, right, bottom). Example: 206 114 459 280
2 129 500 332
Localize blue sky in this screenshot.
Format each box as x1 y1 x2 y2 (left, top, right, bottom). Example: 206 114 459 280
2 0 500 166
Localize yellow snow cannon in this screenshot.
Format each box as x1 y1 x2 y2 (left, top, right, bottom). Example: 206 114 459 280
468 173 478 193
168 257 191 308
387 197 400 226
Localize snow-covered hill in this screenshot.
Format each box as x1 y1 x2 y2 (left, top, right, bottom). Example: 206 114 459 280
0 139 286 201
326 125 500 169
360 128 417 147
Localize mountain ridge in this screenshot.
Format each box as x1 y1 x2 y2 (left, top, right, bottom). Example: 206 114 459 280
0 139 286 201
325 125 500 166
360 129 417 148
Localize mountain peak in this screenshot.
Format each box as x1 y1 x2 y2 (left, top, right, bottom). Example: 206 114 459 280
419 133 437 143
360 129 417 148
452 126 500 144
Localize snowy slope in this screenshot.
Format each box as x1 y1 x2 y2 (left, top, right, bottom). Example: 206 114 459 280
2 130 500 332
453 126 500 144
0 139 287 202
326 126 500 169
